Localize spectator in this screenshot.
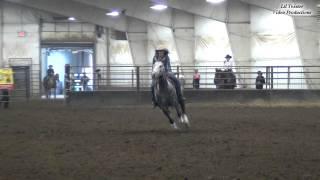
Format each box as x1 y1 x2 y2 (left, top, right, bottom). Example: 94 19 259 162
55 74 63 95
80 72 90 91
193 69 200 89
255 71 265 89
95 69 102 90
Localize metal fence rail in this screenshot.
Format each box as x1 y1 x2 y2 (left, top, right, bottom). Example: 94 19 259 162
65 65 320 92
2 64 320 104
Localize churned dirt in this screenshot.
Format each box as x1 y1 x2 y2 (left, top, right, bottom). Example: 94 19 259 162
1 102 320 180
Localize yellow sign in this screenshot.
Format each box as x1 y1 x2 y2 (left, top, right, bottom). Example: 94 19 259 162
0 68 14 90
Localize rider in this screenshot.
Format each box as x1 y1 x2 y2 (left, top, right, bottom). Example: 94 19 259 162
151 46 185 111
47 65 55 77
223 54 234 71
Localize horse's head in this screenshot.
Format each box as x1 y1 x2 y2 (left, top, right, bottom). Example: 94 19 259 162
152 61 165 79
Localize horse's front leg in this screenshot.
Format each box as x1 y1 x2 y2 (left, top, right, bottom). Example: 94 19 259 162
174 102 185 124
161 107 178 129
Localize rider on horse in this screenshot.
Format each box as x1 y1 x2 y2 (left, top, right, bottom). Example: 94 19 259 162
151 46 185 111
46 65 55 79
223 54 233 71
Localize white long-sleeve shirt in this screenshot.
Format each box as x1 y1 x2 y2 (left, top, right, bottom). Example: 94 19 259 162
224 60 234 69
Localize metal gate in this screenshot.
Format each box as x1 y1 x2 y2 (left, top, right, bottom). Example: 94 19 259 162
11 66 30 101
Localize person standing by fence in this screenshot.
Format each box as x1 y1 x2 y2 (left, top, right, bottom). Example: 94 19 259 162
193 69 200 89
256 71 265 89
80 72 90 91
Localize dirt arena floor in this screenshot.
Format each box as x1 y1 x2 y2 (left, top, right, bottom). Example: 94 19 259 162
1 102 320 180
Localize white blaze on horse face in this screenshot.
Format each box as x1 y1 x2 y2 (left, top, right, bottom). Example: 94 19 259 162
152 61 164 78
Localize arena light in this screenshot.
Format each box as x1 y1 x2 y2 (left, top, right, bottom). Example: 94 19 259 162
206 0 225 4
106 11 120 17
68 17 76 21
150 4 168 11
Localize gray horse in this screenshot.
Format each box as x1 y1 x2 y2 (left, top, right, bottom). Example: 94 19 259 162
43 74 58 99
152 61 190 129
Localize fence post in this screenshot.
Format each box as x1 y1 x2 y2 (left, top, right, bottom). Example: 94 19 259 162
265 66 269 89
177 66 180 78
26 67 30 101
136 66 140 92
271 66 274 89
287 66 290 89
132 69 134 88
65 64 71 102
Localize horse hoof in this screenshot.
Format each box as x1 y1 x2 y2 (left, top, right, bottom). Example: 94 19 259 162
183 114 190 125
171 123 178 130
179 116 184 123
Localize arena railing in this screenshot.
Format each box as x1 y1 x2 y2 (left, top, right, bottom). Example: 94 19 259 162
2 64 320 103
64 65 320 92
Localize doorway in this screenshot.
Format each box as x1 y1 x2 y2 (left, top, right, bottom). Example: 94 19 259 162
41 45 94 98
